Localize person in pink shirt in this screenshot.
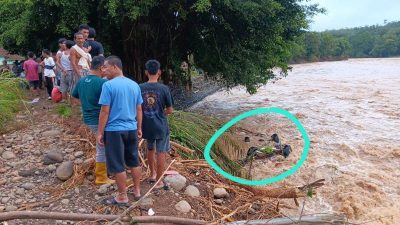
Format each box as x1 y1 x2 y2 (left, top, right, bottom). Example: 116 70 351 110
23 52 40 97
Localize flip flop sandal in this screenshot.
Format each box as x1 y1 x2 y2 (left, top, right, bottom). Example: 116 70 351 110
153 181 170 191
133 195 142 201
147 178 156 184
127 189 142 201
101 197 129 207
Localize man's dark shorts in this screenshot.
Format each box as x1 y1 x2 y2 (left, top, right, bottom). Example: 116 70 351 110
29 80 39 90
104 130 139 174
147 135 171 153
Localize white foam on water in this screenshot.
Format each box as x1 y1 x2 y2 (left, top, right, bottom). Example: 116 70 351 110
191 58 400 224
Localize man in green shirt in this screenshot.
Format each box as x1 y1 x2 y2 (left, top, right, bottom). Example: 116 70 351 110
72 56 114 185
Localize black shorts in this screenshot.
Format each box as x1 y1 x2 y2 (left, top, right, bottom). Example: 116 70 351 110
29 80 39 89
104 130 139 174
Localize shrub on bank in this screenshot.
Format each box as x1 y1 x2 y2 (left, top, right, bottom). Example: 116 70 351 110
0 71 26 132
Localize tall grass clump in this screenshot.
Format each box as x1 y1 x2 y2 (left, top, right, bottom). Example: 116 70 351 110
169 111 248 177
0 71 26 132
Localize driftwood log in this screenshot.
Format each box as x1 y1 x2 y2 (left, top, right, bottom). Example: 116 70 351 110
170 141 195 154
239 179 325 199
0 211 207 224
226 214 346 225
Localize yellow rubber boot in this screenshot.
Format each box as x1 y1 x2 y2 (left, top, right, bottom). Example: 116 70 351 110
95 162 115 185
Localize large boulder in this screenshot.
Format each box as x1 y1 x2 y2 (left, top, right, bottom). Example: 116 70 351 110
164 174 187 191
56 161 74 181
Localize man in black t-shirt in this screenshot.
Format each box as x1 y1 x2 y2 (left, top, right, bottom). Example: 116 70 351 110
86 27 104 58
140 60 173 190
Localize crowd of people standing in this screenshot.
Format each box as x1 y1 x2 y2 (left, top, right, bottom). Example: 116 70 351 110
20 24 174 205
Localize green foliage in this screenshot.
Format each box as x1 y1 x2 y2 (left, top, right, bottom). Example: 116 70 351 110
0 0 322 94
260 146 274 154
0 72 25 131
55 103 73 118
307 187 313 198
291 32 351 62
0 0 88 54
292 21 400 62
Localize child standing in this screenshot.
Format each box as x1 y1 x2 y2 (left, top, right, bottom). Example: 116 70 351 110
140 60 173 190
41 49 56 100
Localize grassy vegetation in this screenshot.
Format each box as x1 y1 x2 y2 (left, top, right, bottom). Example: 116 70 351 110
0 71 26 132
55 103 73 118
169 111 247 177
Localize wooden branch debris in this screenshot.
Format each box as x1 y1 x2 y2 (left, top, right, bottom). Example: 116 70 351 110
170 141 195 154
226 213 347 225
208 203 252 225
0 211 207 224
239 179 326 199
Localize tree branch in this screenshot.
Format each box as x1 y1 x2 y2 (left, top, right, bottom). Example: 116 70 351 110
0 211 207 224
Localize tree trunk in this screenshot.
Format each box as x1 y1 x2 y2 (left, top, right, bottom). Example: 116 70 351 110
226 214 346 225
0 211 207 224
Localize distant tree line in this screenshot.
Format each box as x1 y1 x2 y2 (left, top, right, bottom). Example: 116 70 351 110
290 21 400 62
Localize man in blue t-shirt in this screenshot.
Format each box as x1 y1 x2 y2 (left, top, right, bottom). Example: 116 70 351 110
140 60 173 190
97 56 143 205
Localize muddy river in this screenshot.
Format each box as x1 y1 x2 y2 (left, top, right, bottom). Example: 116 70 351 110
191 58 400 224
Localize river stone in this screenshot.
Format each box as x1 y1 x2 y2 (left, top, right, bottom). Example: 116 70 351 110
43 152 64 165
74 159 83 164
61 199 70 205
5 205 18 212
164 174 187 191
0 179 7 186
184 185 200 197
16 188 25 195
213 188 229 198
74 151 84 158
42 130 62 137
21 183 35 190
139 197 154 207
97 187 108 194
56 161 74 181
18 169 35 177
78 208 86 213
1 197 10 204
11 177 23 182
175 200 191 213
214 199 224 204
47 165 57 172
2 151 16 159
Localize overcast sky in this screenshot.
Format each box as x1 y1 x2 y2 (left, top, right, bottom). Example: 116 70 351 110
307 0 400 31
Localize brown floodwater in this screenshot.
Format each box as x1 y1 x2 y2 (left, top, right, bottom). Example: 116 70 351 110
191 58 400 224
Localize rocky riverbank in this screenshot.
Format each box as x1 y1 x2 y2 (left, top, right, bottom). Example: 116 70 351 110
0 92 311 225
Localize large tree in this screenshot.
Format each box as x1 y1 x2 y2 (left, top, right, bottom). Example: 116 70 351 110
0 0 321 93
